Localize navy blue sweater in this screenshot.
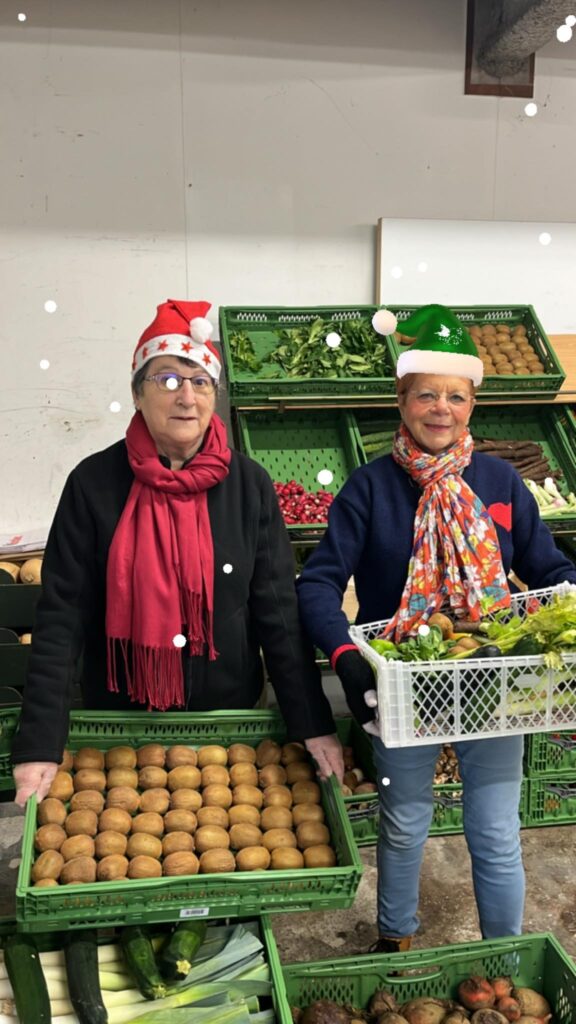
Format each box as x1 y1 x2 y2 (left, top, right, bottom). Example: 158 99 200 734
296 452 576 661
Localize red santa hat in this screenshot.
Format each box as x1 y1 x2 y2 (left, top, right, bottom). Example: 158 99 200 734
132 299 221 381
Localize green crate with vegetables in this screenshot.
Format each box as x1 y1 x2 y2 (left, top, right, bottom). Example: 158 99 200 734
524 777 576 826
0 706 20 792
525 730 576 778
219 305 397 406
388 304 565 399
16 711 362 933
0 915 280 1024
335 718 379 846
271 931 576 1024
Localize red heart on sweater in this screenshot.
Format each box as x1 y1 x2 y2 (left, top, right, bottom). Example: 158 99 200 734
487 502 512 531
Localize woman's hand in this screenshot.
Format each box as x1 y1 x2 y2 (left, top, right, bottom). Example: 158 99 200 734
304 734 344 783
13 762 59 807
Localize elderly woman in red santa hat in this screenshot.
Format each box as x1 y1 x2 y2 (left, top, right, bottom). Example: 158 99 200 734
12 299 343 805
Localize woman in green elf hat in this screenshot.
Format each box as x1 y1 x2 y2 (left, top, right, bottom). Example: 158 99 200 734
298 303 576 951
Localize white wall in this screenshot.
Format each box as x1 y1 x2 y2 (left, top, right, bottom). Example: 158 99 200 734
1 0 575 528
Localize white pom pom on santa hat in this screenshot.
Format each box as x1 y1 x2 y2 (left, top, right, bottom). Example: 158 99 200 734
189 317 214 344
371 309 398 336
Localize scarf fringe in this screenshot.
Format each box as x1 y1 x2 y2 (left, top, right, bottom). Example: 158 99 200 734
107 638 185 711
182 589 218 662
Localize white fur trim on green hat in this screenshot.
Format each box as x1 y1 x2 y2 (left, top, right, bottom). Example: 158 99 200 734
397 348 484 386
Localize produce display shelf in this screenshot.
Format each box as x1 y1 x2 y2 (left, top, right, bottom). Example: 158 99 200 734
525 730 576 778
350 584 576 748
16 711 362 933
236 409 365 537
0 705 21 791
0 583 40 696
354 404 576 533
219 305 397 406
388 305 565 399
523 777 576 826
271 932 576 1024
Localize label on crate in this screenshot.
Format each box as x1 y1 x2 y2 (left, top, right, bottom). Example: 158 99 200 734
179 906 210 918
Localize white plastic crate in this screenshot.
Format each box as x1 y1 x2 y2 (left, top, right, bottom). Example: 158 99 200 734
349 584 576 748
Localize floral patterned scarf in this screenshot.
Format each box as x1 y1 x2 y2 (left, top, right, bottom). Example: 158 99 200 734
385 422 510 642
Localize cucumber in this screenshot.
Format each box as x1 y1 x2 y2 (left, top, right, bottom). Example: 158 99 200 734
3 933 51 1024
120 926 167 1000
64 929 108 1024
158 920 207 981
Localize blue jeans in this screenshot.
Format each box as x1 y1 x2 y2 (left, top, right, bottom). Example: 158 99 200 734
371 734 525 939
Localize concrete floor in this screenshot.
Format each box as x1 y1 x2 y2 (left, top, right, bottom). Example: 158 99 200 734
1 801 575 961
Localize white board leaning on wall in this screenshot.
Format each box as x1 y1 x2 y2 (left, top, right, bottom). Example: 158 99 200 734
375 218 576 335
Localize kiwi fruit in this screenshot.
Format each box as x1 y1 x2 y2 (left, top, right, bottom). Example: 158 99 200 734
201 764 230 788
37 798 67 827
227 743 257 765
70 790 106 815
235 846 270 871
260 805 293 831
262 828 298 851
292 803 325 826
280 742 307 765
106 767 139 790
73 769 107 793
196 745 228 768
98 808 132 835
59 855 97 884
127 855 162 879
170 788 203 812
232 784 263 809
303 845 337 868
126 833 163 860
202 783 233 809
199 848 236 874
285 762 315 785
163 809 197 834
138 766 169 791
47 771 74 802
296 821 331 849
292 781 321 805
165 745 198 770
194 825 230 853
229 763 259 788
229 823 263 850
136 744 166 768
60 835 96 861
255 739 282 767
270 847 304 870
131 812 165 838
73 747 105 772
228 804 261 827
162 831 195 856
162 851 200 876
167 765 202 791
64 809 98 838
138 788 170 815
97 854 129 881
196 806 229 829
258 764 287 788
106 786 141 814
94 831 128 858
31 849 64 882
105 746 138 770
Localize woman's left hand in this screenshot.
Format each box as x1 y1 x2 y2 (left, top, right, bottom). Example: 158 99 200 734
304 734 344 784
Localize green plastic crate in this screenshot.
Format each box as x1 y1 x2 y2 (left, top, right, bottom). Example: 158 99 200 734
525 731 576 778
355 404 576 533
335 717 379 846
219 305 397 406
271 932 576 1023
16 711 362 933
236 409 364 537
388 304 565 399
523 777 576 826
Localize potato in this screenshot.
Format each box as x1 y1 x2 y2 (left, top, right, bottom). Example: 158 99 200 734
34 878 59 888
228 804 261 827
164 809 197 834
255 739 282 767
106 767 139 790
296 821 331 849
227 743 256 765
201 764 230 788
232 784 263 809
58 749 74 772
292 781 321 805
136 744 166 768
167 765 202 791
48 771 74 802
73 769 107 793
258 764 287 788
202 784 233 809
97 854 129 881
65 809 98 837
262 828 298 851
229 823 263 850
60 835 96 861
95 831 128 858
165 745 198 769
131 812 165 838
196 806 229 829
194 825 230 853
262 785 292 809
126 833 163 860
170 788 203 812
60 855 97 884
303 845 336 868
196 745 228 768
31 849 64 882
105 746 137 770
513 325 527 336
106 786 141 815
281 742 307 765
98 807 132 835
37 798 67 827
127 855 162 879
285 762 315 785
35 823 67 852
199 848 236 873
69 789 105 814
139 788 170 815
162 832 194 857
260 805 293 831
73 747 105 772
270 847 304 870
227 765 256 786
138 766 168 791
292 803 325 827
235 846 270 871
162 852 199 876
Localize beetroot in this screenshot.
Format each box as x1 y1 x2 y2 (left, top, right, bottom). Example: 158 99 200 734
458 978 496 1012
369 991 398 1015
495 997 521 1022
491 979 514 1001
470 1013 508 1024
300 999 351 1024
400 997 448 1024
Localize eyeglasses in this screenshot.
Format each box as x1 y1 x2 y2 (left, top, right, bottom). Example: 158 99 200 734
144 372 216 394
407 389 473 409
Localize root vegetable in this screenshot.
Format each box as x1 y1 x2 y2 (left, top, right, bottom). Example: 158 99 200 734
369 990 398 1015
512 990 551 1019
377 1014 410 1024
470 1012 509 1024
515 1017 552 1024
401 997 448 1024
458 978 496 1011
300 999 351 1024
443 1011 470 1024
491 980 514 1001
495 997 521 1022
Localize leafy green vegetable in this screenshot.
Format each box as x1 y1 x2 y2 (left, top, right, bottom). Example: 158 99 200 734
228 331 261 373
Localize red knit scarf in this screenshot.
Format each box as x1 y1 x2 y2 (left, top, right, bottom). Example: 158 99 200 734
106 412 231 710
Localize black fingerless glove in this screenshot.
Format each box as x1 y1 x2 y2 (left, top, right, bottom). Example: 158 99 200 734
334 649 376 726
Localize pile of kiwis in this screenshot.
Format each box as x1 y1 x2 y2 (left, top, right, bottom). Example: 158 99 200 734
30 739 337 888
467 322 546 377
340 745 377 798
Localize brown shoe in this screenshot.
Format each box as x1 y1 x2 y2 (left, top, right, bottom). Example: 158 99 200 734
368 935 412 954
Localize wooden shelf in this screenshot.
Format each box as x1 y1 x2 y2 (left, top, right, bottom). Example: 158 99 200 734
550 335 576 403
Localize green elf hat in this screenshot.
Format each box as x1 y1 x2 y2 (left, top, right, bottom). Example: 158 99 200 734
392 304 483 386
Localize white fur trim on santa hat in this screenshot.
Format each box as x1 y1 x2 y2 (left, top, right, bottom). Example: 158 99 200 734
189 317 213 344
397 349 484 386
132 332 221 381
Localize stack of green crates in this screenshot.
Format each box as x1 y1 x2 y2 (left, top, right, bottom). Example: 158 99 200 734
524 730 576 826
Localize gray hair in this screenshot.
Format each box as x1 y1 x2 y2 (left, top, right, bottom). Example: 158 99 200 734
132 356 221 397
